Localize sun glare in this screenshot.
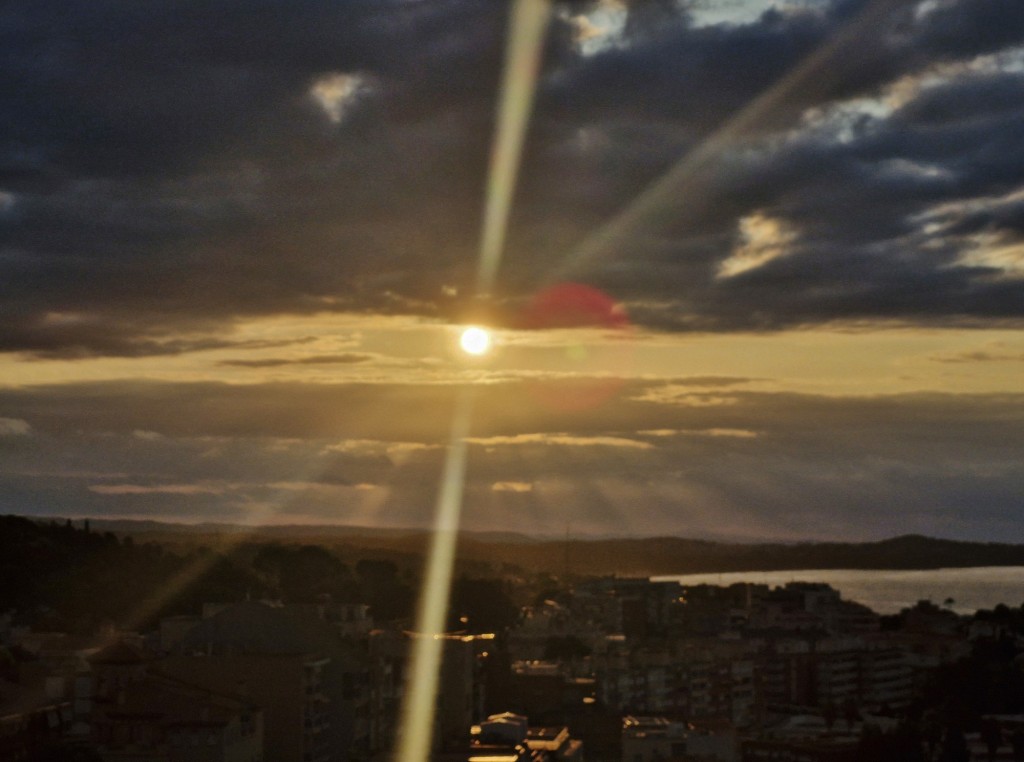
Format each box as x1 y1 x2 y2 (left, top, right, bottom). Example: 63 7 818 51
459 326 491 356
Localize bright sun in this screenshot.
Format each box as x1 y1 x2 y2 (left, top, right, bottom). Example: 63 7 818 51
459 326 491 356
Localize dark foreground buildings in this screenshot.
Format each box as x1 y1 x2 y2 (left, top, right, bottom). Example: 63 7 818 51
4 576 1024 761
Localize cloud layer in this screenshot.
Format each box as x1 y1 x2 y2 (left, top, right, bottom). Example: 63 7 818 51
2 0 1022 541
1 0 1023 357
1 379 1020 540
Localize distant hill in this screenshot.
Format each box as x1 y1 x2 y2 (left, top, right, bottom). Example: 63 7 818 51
72 518 544 545
541 534 1024 576
35 517 1024 577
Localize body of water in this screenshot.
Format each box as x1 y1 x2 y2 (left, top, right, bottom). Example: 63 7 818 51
652 567 1024 615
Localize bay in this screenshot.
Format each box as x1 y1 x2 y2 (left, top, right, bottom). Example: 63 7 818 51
652 566 1024 615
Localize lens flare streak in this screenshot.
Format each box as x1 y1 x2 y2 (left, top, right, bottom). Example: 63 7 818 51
394 388 475 762
398 3 550 760
477 0 551 295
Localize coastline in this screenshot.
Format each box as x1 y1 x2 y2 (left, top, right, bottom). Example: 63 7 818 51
652 566 1024 615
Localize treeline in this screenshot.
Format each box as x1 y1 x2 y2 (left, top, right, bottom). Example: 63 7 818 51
0 515 266 632
0 516 519 635
169 531 1024 578
8 514 1021 635
527 534 1024 576
73 519 1024 577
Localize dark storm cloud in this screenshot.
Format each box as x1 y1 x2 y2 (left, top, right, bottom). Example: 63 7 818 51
566 65 1024 330
0 309 321 359
704 70 1024 326
916 0 1024 58
520 0 1024 329
2 0 1024 356
0 0 503 177
1 0 506 355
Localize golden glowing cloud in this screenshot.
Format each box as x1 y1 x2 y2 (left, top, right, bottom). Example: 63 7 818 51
492 481 534 492
309 72 365 124
718 212 798 279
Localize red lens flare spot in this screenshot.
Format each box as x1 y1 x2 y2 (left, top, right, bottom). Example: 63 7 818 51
519 283 633 412
522 282 630 330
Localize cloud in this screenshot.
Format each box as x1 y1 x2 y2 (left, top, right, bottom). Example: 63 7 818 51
0 0 507 356
0 417 31 436
132 430 164 441
640 428 759 438
631 388 741 407
536 2 1024 330
325 439 441 458
88 483 231 496
218 353 375 368
267 480 382 494
954 234 1024 277
309 72 370 124
491 481 533 492
0 0 1022 544
466 433 654 450
313 454 394 486
0 0 1021 360
929 345 1024 363
269 480 337 492
1 379 1022 539
717 213 798 279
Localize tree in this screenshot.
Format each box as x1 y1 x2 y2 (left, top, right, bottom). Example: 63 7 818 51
356 558 414 622
447 577 519 634
253 544 354 602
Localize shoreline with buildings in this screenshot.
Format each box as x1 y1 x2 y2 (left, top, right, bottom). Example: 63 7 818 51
654 566 1024 615
5 517 1024 761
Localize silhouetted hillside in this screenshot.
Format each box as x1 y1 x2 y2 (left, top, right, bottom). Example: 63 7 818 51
31 517 1024 578
0 515 268 631
537 534 1024 576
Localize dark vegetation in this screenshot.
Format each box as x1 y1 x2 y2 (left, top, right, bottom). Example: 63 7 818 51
0 516 267 632
923 605 1024 717
890 608 1024 762
0 515 521 632
77 518 1024 576
551 534 1024 576
9 514 1024 632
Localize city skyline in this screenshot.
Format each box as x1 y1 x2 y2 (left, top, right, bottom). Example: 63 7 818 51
1 0 1023 541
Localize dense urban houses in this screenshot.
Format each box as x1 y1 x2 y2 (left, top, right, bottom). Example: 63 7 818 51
161 601 369 762
90 645 264 762
5 559 1024 761
436 711 584 762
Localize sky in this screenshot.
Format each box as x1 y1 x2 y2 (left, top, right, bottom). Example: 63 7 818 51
1 0 1023 542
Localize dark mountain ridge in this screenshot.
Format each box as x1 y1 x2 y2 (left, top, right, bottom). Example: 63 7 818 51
30 516 1024 577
